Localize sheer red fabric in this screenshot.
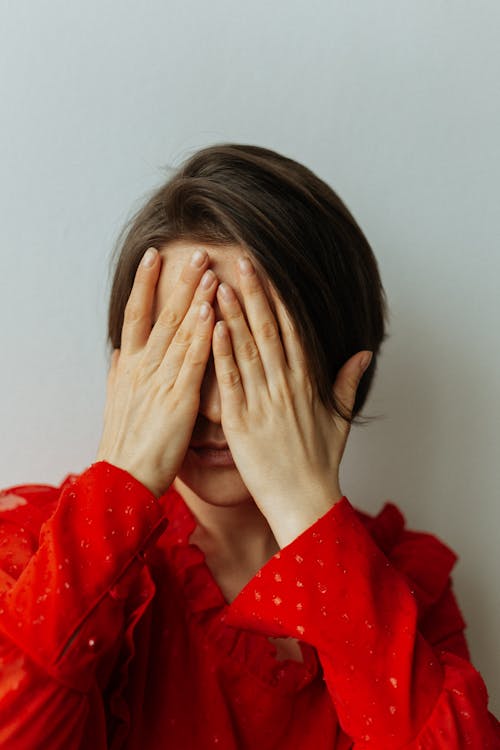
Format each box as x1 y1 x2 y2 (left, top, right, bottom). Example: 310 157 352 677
0 461 498 748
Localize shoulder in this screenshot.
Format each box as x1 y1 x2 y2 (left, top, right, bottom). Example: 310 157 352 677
0 471 78 524
0 473 78 578
354 499 459 613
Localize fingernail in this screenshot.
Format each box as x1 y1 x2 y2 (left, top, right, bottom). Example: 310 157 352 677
200 269 215 289
238 256 254 275
359 351 373 373
191 249 206 267
142 247 157 267
218 282 234 301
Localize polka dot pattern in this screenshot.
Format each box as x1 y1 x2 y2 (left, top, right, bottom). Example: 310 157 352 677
0 460 167 688
223 497 495 746
0 469 497 747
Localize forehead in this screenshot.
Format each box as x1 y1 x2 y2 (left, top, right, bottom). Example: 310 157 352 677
158 239 244 275
153 238 274 322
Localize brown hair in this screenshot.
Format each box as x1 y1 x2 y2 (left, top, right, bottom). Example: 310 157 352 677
107 143 390 426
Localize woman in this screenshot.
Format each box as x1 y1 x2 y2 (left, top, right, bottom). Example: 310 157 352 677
0 144 498 748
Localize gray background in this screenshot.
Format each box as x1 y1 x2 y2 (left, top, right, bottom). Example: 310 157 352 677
1 0 498 712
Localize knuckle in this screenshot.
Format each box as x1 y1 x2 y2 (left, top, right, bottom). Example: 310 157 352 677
220 368 241 388
187 349 207 368
158 306 182 330
172 324 191 347
124 301 146 325
195 325 212 344
258 320 279 341
237 338 260 362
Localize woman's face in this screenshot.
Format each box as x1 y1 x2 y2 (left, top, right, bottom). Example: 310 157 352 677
153 239 272 507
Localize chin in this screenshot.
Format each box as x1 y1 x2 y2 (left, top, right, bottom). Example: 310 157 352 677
173 455 254 507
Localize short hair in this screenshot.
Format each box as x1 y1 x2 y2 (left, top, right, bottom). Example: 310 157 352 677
106 143 390 426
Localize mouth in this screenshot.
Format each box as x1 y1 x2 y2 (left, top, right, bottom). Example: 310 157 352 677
189 444 235 467
190 443 229 450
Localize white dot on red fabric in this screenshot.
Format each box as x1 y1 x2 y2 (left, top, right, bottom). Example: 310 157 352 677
296 579 304 587
295 554 304 563
272 596 282 605
274 572 282 582
389 676 398 688
296 625 305 635
254 591 262 601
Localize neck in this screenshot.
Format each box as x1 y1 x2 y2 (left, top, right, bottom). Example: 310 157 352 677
172 477 280 570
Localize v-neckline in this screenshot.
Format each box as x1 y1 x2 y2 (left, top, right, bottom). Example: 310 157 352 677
156 484 322 686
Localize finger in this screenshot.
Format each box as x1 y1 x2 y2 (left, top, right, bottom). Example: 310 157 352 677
146 249 215 369
120 247 163 356
154 267 218 379
235 257 287 388
267 284 307 372
212 319 246 409
175 299 215 397
216 280 267 403
121 247 209 358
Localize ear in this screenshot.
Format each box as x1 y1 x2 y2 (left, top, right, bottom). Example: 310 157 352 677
332 351 372 425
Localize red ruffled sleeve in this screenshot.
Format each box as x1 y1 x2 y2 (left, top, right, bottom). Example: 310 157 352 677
0 461 169 749
223 496 500 749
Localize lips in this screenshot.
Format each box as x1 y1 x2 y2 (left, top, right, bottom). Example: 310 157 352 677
190 443 229 450
189 443 235 467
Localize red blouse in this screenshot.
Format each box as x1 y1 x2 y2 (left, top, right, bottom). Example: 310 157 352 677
0 461 498 749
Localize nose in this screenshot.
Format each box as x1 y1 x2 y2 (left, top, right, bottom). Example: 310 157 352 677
198 349 222 422
197 295 225 423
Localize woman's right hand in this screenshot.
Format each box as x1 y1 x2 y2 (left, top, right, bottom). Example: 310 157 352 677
96 246 218 498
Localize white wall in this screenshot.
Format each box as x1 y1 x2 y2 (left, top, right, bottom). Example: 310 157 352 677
1 0 498 713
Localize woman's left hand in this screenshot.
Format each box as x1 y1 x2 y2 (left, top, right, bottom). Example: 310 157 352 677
212 255 373 546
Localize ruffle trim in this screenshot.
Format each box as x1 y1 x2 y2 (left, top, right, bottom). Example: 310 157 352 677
158 485 321 694
157 487 459 694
